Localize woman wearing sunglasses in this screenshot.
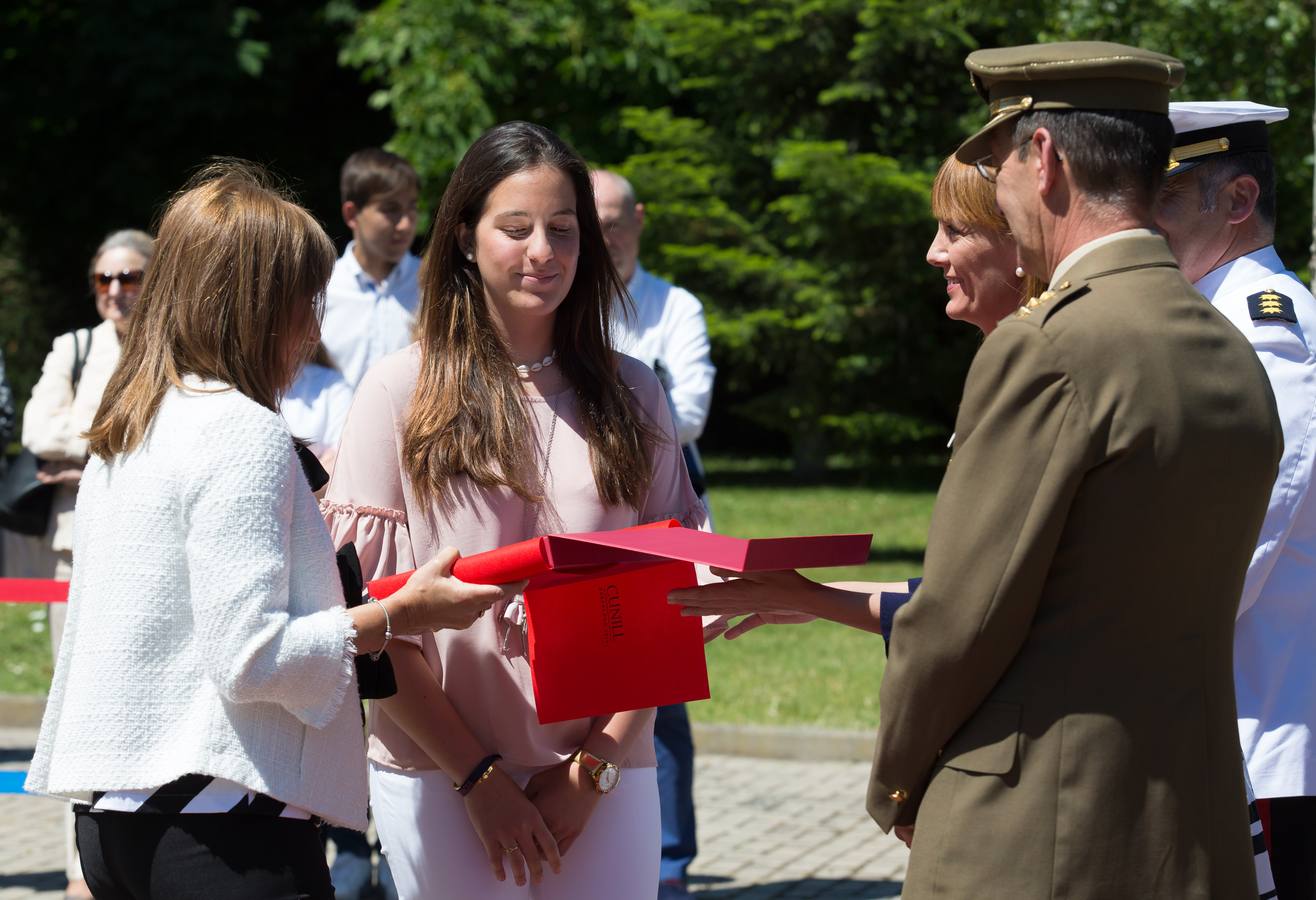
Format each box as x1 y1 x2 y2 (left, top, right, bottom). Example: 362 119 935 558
10 228 154 899
18 230 154 581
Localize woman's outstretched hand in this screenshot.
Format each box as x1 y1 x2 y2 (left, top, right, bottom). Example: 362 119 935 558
669 568 821 639
394 547 525 634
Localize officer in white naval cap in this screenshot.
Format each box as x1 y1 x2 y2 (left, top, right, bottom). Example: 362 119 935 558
1156 100 1316 900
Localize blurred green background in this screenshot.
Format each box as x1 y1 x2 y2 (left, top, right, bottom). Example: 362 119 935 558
1 1 1313 723
3 0 1312 469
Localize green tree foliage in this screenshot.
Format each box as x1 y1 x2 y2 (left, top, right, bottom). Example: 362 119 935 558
344 0 1314 472
1041 0 1315 280
0 1 391 411
343 0 1311 469
337 0 678 183
7 2 1306 470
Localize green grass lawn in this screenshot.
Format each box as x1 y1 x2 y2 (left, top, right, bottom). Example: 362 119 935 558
0 457 940 729
0 602 53 695
694 459 936 728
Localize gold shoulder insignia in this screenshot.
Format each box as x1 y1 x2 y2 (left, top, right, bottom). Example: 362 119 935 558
1015 281 1073 318
1248 289 1297 324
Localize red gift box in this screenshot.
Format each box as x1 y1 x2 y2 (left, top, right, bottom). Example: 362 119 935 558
369 522 872 724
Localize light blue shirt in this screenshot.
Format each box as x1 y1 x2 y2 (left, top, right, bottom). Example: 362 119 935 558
321 243 421 391
281 363 354 451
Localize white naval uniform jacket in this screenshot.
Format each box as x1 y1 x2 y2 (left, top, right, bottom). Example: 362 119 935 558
1197 244 1316 800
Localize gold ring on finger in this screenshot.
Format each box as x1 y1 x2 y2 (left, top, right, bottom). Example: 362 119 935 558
504 844 521 854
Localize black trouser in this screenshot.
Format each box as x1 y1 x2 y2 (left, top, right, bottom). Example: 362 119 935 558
1269 796 1316 900
75 809 333 899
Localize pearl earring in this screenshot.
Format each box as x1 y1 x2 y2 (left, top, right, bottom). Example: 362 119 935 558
1014 266 1025 278
466 252 474 261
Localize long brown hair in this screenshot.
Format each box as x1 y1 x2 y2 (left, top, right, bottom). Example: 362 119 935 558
86 160 335 459
404 121 656 508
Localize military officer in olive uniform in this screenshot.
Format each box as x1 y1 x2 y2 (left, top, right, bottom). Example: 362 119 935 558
862 43 1282 898
1156 100 1316 900
668 41 1284 899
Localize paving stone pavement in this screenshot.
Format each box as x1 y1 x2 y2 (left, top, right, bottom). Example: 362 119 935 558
0 729 65 900
686 755 906 898
0 727 906 899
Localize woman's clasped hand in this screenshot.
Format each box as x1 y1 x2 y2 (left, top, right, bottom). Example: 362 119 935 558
521 756 602 857
458 752 611 886
463 762 563 886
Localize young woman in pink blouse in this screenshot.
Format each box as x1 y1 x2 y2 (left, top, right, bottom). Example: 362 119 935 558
323 122 705 898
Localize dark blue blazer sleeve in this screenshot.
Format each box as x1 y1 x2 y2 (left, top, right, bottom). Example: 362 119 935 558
879 578 922 655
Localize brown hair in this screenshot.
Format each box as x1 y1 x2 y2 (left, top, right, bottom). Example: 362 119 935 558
403 121 657 508
930 156 1045 302
340 148 420 207
86 160 336 459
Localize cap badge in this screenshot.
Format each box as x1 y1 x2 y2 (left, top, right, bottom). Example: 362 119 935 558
988 95 1035 117
1248 289 1297 323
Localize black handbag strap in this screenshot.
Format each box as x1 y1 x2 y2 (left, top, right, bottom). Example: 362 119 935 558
293 440 330 492
70 327 93 391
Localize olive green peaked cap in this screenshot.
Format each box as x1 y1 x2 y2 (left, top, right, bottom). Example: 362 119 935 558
954 41 1185 163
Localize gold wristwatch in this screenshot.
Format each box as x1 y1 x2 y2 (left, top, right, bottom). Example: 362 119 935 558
571 748 620 794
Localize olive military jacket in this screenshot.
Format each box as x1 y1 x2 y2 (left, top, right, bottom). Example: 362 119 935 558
868 234 1281 899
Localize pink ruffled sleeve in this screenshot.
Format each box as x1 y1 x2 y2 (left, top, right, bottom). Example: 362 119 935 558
320 353 417 584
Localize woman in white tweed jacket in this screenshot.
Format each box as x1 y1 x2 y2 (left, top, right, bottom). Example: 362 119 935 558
24 162 518 899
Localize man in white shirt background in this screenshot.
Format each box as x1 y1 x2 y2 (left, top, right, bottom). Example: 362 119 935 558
319 146 422 900
1156 100 1316 900
322 148 421 393
592 168 716 899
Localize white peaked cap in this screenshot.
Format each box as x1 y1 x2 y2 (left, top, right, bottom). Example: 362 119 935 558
1169 101 1289 135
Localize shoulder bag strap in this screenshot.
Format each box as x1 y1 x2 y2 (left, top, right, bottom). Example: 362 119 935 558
70 327 93 391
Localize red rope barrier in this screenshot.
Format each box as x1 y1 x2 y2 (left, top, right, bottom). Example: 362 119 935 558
0 578 68 603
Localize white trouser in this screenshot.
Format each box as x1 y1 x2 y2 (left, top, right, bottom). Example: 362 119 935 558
370 761 660 900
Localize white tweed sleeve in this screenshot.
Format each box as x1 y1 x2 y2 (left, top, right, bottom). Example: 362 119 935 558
184 404 356 729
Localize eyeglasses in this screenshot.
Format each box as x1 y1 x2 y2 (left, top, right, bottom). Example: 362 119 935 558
973 156 1003 184
93 269 146 294
974 137 1062 183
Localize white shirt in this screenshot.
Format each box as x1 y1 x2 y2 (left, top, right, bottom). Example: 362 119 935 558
25 380 369 830
321 243 421 390
1196 245 1316 799
282 363 354 451
611 265 715 445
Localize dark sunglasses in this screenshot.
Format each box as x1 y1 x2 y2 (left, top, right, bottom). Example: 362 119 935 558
93 269 146 293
